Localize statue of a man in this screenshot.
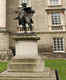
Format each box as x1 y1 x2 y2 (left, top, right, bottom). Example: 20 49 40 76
16 3 35 32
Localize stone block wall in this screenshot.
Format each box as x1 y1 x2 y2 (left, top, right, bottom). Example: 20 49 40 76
0 33 9 50
0 33 10 60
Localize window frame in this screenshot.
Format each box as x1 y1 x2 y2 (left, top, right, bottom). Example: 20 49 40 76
51 12 61 25
53 37 64 52
48 12 65 31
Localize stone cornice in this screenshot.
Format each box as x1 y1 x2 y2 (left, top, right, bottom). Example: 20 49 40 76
12 32 40 41
9 31 66 35
36 31 66 34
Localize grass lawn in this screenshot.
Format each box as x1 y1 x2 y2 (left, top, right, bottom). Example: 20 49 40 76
45 59 66 80
0 62 8 73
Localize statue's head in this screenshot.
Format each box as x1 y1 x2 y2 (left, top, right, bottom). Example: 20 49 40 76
21 3 27 8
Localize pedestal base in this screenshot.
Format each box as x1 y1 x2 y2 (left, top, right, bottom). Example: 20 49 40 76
0 56 56 80
0 57 56 80
8 57 44 72
0 71 56 80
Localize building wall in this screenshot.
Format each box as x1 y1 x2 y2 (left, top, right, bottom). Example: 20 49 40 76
0 33 9 50
6 0 66 58
6 0 19 32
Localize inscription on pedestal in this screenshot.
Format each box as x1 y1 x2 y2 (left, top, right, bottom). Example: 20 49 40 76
15 40 38 59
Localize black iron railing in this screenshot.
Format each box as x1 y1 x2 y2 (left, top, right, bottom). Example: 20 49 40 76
55 69 60 80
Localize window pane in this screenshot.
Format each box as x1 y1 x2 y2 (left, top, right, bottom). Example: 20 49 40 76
50 0 59 5
53 38 64 52
51 13 61 25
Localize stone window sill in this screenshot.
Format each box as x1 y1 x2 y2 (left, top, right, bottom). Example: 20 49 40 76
53 51 65 54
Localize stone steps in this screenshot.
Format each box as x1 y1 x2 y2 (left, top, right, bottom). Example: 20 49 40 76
0 59 56 80
8 58 44 72
0 72 55 77
0 78 56 80
0 71 56 80
10 62 37 64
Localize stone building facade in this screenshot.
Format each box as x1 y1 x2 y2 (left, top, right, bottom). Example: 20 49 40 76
0 0 66 60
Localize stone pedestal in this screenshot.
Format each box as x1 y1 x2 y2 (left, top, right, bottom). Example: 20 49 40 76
8 33 44 72
13 33 39 59
0 33 56 80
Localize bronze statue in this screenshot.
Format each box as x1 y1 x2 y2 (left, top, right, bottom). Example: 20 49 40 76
16 3 35 32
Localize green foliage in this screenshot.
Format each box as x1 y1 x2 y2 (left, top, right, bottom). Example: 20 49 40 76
0 62 8 73
45 59 66 80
